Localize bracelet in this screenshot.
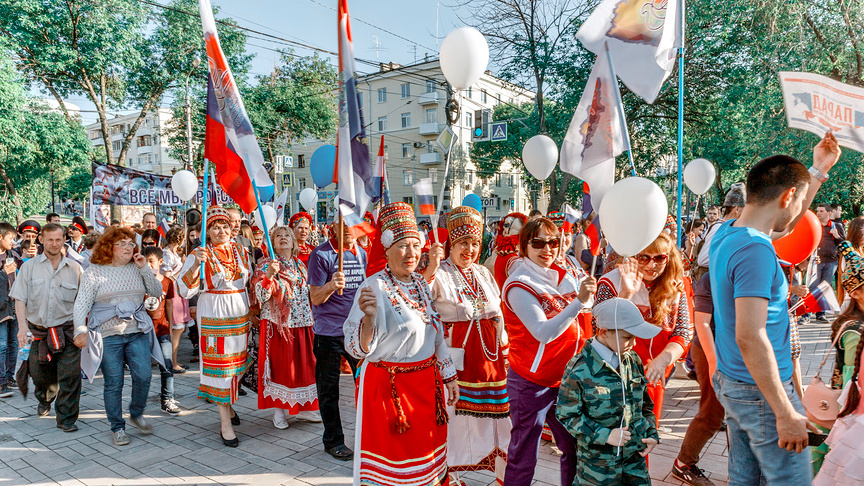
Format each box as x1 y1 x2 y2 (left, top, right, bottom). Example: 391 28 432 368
809 166 829 183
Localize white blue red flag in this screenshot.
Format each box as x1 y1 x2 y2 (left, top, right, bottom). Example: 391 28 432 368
371 136 390 205
562 204 581 234
199 0 274 213
274 189 290 225
158 219 170 238
560 48 625 209
576 0 684 103
335 0 375 233
413 178 435 215
803 281 841 315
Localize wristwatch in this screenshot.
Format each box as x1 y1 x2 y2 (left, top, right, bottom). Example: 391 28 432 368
809 166 829 183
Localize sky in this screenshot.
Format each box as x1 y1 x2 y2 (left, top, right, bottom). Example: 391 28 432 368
65 0 466 126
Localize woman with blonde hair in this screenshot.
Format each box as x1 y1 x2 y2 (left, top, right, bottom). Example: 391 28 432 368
594 231 693 424
251 226 319 429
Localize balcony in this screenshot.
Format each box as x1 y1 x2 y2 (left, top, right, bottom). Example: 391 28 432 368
137 145 153 154
419 152 441 165
418 92 439 105
418 122 441 136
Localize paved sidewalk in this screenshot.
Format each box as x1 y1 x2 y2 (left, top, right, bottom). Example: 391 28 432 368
0 319 832 485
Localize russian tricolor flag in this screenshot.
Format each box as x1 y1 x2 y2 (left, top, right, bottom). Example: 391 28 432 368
413 178 435 215
199 0 274 214
562 204 581 234
158 219 170 239
803 282 841 315
371 136 390 205
335 0 376 235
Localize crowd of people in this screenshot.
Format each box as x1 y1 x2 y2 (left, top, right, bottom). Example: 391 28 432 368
2 132 864 485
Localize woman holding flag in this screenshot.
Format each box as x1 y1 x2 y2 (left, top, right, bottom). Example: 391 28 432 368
428 206 510 485
344 202 458 486
177 206 251 448
594 232 693 426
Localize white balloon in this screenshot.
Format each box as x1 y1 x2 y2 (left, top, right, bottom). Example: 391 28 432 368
439 27 489 90
299 188 318 213
598 177 669 257
522 135 558 180
171 170 198 202
256 205 278 231
683 158 716 196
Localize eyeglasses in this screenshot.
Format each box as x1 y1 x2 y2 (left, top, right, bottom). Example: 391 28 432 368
114 242 136 249
530 238 560 250
635 253 669 265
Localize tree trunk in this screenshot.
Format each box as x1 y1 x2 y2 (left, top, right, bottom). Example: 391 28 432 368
0 161 25 223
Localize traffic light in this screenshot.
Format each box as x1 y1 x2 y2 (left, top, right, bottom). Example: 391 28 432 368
472 109 491 142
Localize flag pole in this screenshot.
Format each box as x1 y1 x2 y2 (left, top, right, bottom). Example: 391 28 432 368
337 212 344 296
199 158 210 288
675 1 686 248
432 90 460 246
252 183 277 261
603 43 636 177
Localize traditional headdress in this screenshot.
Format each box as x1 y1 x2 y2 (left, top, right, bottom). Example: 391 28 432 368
205 206 231 229
379 202 421 248
69 216 88 235
447 206 483 245
289 211 313 229
17 220 40 236
363 211 375 227
547 211 565 228
251 225 264 236
839 241 864 293
664 215 677 234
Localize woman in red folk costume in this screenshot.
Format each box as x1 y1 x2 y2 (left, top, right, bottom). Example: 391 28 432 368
289 212 315 266
251 226 320 429
345 202 458 486
547 211 588 282
429 206 510 485
491 212 528 290
594 232 693 425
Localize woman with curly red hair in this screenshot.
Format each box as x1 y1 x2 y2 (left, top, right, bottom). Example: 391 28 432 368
73 226 164 446
594 232 693 425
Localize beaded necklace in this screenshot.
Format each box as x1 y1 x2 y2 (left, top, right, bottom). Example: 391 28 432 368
208 242 244 282
383 266 436 328
446 260 498 361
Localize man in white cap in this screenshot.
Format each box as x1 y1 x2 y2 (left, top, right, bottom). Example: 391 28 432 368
556 297 661 485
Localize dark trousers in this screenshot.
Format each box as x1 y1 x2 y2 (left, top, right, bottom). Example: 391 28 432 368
677 338 725 465
28 326 81 426
313 334 358 450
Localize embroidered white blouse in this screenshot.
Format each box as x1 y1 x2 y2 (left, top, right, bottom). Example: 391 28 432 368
430 259 502 323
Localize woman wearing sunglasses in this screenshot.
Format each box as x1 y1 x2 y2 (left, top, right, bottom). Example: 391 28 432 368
500 217 596 486
594 232 693 426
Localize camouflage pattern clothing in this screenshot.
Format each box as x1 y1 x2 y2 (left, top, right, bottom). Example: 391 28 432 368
556 338 659 485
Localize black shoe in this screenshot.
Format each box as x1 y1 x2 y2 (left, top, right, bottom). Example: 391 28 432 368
238 387 247 396
221 432 239 448
57 423 78 433
671 462 715 486
816 314 830 323
0 385 12 398
7 378 17 389
37 403 50 416
231 411 241 426
171 367 187 374
325 444 354 461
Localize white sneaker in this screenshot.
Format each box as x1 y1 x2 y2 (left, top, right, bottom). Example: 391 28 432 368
296 410 322 423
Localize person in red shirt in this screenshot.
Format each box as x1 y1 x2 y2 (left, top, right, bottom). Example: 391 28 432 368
142 246 181 416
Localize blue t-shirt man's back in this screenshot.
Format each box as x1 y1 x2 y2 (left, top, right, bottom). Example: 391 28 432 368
709 220 792 384
307 240 367 337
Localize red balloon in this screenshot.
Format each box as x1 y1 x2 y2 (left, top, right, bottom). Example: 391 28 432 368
772 210 821 265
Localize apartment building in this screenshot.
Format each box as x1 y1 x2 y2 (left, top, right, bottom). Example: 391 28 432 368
283 58 541 222
85 107 181 176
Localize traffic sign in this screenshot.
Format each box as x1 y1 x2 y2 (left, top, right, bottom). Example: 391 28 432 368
490 122 507 142
281 173 293 187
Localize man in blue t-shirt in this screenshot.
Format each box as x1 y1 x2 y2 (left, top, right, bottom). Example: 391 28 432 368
709 133 840 486
307 218 366 462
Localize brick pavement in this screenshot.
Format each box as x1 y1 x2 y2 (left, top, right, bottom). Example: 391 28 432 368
0 319 832 485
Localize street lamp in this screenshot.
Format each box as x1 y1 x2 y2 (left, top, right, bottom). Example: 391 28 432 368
184 56 202 170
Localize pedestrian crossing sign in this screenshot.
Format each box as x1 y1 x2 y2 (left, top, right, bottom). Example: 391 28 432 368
491 122 507 142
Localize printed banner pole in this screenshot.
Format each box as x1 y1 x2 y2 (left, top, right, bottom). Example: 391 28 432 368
200 158 210 287
675 3 686 247
252 183 277 261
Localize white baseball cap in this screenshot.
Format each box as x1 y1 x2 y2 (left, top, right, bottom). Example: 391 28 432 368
592 298 661 339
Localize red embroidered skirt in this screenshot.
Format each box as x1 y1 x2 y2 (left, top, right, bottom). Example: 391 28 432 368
355 356 449 486
449 319 509 418
257 320 318 413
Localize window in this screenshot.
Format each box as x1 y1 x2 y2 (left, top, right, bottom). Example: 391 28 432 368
426 141 434 153
465 113 472 128
137 135 152 147
481 89 487 103
298 154 306 168
377 88 387 103
382 145 389 158
299 178 306 189
466 170 474 185
401 83 410 99
426 80 436 93
467 87 472 99
429 169 438 183
403 170 414 185
401 143 411 158
496 174 503 187
401 112 411 128
378 116 388 131
112 141 122 151
425 108 436 124
507 174 515 186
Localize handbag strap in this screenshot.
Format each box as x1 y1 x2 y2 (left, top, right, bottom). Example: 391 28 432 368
816 321 851 376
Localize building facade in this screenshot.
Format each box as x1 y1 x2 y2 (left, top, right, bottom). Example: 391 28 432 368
85 107 182 176
282 58 541 222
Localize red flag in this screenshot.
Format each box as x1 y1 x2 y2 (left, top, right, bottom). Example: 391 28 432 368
585 221 602 256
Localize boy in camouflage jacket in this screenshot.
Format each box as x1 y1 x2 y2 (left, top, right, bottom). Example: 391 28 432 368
557 297 662 485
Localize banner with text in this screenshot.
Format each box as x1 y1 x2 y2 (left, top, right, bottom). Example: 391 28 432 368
91 163 233 206
779 71 864 153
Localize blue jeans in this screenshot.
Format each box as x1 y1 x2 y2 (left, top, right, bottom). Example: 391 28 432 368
100 332 152 432
713 370 812 486
0 319 19 385
157 334 174 401
816 261 838 289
